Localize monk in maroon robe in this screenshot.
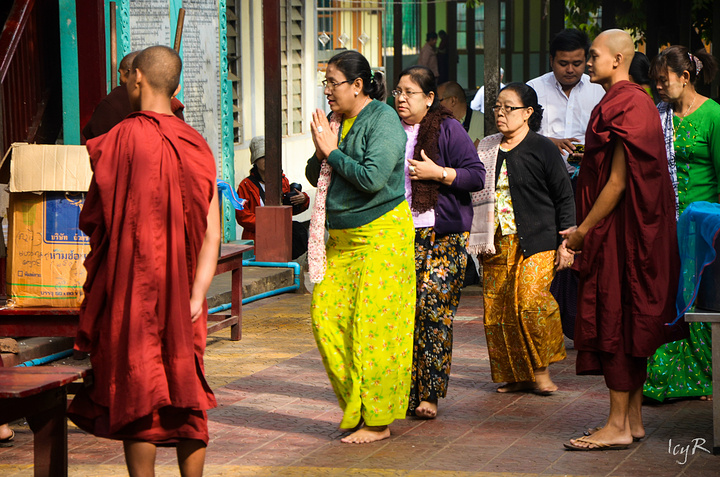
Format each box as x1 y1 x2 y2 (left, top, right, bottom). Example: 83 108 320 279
68 45 220 476
82 51 185 140
561 30 679 450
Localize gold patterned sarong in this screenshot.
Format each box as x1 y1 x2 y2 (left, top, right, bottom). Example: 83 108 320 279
311 202 416 428
482 231 566 383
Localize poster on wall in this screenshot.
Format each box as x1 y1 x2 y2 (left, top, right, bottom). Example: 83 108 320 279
178 0 222 165
128 0 172 50
119 0 234 241
127 0 222 165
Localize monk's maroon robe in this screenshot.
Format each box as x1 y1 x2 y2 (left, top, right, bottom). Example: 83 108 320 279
574 81 680 384
68 111 217 444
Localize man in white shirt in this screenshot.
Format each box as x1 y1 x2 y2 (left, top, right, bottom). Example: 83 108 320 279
470 68 504 113
438 81 484 145
527 29 605 342
527 29 605 173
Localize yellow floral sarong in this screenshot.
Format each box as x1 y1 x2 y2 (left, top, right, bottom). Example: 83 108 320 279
482 231 566 383
311 201 415 428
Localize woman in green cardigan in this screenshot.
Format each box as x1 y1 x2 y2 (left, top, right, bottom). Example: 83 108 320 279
306 50 416 444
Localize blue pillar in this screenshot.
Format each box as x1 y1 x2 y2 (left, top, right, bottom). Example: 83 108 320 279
219 0 236 242
59 0 80 145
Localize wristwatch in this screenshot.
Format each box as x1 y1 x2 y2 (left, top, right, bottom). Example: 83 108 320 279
441 168 448 180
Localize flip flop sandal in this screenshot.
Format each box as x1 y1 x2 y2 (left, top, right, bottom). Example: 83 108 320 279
0 429 14 448
583 426 643 442
564 435 631 451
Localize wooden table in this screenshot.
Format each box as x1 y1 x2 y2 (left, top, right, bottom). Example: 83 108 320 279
0 243 253 341
208 243 253 340
0 365 88 477
685 309 720 454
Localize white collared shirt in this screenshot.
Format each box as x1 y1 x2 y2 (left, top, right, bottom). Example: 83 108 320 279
470 83 506 113
527 72 605 171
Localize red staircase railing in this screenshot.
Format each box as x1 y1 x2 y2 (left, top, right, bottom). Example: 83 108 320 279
0 0 53 153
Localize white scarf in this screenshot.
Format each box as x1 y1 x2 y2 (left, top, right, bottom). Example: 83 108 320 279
467 133 503 255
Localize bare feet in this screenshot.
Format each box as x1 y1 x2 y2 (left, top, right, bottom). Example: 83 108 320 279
340 425 390 444
414 401 438 419
585 425 645 441
570 424 633 449
340 419 364 433
497 381 535 393
533 367 558 395
565 435 630 451
0 424 13 447
700 395 713 401
0 424 12 441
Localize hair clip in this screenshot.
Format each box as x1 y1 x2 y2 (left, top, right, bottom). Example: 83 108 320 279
688 52 704 74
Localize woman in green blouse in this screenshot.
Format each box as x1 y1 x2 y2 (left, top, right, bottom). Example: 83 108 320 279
644 45 720 403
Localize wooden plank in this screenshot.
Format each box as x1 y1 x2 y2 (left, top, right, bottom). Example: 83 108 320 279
393 2 402 85
0 366 87 399
484 0 501 135
264 0 282 207
504 0 514 82
467 6 475 89
446 1 457 81
207 316 238 335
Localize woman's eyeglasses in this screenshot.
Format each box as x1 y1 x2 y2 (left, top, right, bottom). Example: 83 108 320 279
322 79 350 89
391 90 423 99
491 105 528 114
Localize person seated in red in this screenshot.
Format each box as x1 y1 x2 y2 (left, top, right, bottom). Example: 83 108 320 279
236 136 310 259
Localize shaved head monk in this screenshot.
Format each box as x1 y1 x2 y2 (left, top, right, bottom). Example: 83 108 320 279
82 50 185 140
68 45 221 476
561 30 680 451
118 50 139 86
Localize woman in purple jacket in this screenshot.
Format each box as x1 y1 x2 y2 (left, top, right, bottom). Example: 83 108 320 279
394 65 486 418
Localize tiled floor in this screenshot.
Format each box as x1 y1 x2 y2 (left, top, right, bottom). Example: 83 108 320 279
1 290 719 476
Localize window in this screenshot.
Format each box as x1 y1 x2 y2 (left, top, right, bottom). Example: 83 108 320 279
227 1 242 143
383 1 419 56
281 0 304 135
317 1 384 69
457 2 506 51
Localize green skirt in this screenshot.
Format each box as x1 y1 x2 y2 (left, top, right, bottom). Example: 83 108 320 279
311 201 416 428
643 322 712 401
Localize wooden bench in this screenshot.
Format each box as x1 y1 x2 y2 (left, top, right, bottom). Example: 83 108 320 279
685 309 720 455
0 243 253 342
0 365 89 477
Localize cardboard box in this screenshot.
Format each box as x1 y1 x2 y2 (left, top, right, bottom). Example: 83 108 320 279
4 143 92 307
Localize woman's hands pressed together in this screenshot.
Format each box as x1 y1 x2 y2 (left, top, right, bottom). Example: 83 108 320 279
311 108 339 161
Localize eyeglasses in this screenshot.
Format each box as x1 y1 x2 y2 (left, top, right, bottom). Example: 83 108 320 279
391 89 423 99
491 105 529 114
322 79 350 89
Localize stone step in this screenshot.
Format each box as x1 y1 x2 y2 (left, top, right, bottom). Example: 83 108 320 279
206 266 297 309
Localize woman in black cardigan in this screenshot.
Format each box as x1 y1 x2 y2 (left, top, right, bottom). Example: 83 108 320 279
471 82 575 395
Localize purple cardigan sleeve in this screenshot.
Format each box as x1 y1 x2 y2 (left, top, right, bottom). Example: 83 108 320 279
438 118 486 192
